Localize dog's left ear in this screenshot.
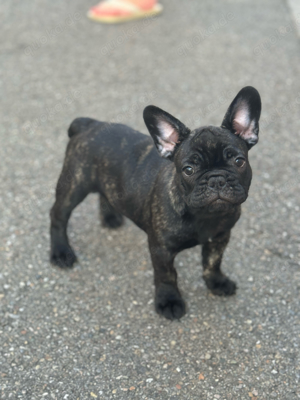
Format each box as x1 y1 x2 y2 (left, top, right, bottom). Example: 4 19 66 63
143 105 191 159
221 86 261 148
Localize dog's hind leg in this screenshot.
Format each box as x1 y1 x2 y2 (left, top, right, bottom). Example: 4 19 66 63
50 163 91 268
99 195 124 228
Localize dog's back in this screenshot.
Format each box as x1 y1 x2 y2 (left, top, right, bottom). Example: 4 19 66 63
60 118 167 227
68 117 97 138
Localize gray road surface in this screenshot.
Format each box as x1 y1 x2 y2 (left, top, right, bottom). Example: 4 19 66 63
1 0 300 398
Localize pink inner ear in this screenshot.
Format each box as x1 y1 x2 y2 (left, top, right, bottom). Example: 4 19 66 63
233 107 256 141
157 120 179 147
232 108 250 134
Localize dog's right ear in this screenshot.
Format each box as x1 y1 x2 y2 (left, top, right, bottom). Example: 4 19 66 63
143 106 191 160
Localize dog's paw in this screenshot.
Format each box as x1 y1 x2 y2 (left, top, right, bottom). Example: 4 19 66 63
50 245 77 268
203 274 237 296
155 284 186 320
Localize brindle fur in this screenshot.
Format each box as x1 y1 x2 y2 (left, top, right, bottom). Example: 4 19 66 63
50 86 261 320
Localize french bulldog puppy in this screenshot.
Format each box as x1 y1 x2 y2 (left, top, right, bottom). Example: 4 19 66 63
50 86 261 320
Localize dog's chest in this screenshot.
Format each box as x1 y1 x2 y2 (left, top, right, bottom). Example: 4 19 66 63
190 212 239 244
193 220 223 244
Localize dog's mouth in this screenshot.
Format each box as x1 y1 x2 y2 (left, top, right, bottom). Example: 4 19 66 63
210 195 236 205
188 188 247 212
207 197 235 213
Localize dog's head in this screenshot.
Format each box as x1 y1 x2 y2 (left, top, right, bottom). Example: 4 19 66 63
143 86 261 214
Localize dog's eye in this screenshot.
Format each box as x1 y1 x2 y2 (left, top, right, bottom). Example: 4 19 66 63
235 158 245 167
183 166 194 176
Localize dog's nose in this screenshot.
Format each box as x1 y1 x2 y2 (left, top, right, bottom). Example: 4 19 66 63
208 176 226 189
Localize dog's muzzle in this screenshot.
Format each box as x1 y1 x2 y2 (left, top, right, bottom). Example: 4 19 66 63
189 173 247 210
207 175 227 191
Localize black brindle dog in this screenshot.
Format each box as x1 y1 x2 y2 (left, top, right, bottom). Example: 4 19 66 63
50 86 261 320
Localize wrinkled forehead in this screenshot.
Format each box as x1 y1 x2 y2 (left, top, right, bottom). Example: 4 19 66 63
188 126 246 152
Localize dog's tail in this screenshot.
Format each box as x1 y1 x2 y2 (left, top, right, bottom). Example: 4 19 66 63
68 118 95 138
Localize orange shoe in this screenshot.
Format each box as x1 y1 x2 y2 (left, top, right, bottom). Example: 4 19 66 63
87 0 163 24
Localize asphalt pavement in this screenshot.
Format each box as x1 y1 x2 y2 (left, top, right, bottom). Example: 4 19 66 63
1 0 300 399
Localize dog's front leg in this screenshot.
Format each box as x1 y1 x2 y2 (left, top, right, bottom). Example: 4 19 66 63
148 238 186 320
202 231 237 296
